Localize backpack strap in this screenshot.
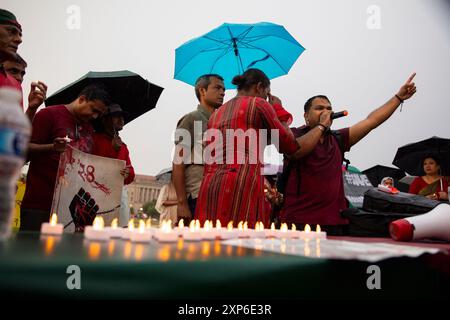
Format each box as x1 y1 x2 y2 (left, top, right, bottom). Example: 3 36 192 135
331 130 350 170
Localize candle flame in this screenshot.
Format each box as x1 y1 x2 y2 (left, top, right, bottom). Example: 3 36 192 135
227 221 233 231
93 216 104 230
280 223 288 232
178 219 184 228
195 219 200 231
204 220 210 230
304 224 311 233
243 221 248 231
111 218 118 229
291 224 296 231
138 219 145 234
255 221 264 231
50 213 58 226
216 220 221 229
258 221 264 231
128 219 134 231
270 222 275 231
161 220 172 233
237 221 243 230
316 224 321 233
189 220 196 231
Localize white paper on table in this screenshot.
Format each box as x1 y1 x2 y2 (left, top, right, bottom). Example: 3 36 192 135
221 238 441 263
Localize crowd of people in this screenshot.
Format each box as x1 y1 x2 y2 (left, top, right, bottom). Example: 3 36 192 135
1 8 447 236
0 9 135 231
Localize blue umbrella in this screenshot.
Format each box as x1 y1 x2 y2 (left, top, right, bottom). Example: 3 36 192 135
174 22 305 89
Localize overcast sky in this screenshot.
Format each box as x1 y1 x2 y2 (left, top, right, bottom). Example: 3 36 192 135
4 0 450 176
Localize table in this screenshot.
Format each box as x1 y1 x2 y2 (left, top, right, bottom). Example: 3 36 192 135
0 232 449 299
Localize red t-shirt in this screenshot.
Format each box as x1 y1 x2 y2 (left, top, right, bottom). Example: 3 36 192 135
409 176 449 196
92 133 135 185
0 67 23 109
22 105 94 211
283 126 351 226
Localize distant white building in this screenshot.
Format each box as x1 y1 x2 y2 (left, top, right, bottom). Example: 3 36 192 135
127 174 165 211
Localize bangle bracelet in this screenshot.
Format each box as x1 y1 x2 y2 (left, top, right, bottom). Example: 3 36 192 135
395 94 404 103
395 94 404 112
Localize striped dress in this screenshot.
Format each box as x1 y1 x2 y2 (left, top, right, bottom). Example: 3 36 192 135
195 96 298 228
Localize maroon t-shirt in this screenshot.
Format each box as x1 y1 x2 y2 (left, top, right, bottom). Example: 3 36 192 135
283 126 351 226
0 67 23 108
22 105 94 211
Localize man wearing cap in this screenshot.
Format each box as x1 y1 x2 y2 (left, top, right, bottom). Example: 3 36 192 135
92 103 135 185
92 103 135 226
0 8 23 97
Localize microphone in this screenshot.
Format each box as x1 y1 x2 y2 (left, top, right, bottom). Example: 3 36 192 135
331 110 348 120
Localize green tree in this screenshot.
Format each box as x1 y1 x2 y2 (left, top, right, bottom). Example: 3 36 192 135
143 199 159 220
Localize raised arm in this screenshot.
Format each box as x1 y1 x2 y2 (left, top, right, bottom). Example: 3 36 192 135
349 73 417 147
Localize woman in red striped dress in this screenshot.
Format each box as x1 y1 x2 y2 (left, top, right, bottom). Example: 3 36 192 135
195 69 299 228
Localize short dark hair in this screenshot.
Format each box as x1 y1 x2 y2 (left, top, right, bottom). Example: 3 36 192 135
231 68 270 91
194 74 224 102
304 95 331 113
78 83 111 105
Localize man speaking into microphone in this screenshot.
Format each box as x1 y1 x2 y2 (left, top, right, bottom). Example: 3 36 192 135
281 73 417 235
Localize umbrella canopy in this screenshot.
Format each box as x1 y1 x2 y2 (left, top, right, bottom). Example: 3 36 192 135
393 136 450 176
174 22 305 88
45 70 164 124
362 165 406 187
397 175 416 193
155 167 172 183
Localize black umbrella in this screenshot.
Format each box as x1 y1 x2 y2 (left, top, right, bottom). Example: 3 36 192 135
45 70 164 124
397 175 416 193
393 136 450 176
362 165 406 187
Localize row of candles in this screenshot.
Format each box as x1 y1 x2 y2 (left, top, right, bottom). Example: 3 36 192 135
41 214 327 242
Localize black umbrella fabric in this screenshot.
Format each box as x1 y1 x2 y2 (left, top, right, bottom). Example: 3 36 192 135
45 70 164 124
362 165 406 187
393 136 450 176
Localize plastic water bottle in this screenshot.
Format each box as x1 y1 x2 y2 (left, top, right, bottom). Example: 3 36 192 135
0 87 31 240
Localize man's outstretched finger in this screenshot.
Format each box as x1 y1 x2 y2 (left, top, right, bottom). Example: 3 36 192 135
406 72 416 84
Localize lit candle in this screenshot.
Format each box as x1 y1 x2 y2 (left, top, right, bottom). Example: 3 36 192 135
265 222 277 238
174 218 189 237
130 219 152 242
276 223 293 239
212 219 224 239
40 213 63 235
219 221 238 240
288 223 301 239
105 218 123 238
153 220 178 242
121 219 135 240
315 224 327 239
251 221 266 239
298 224 327 240
237 221 248 238
201 220 216 240
182 220 202 241
84 216 110 241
